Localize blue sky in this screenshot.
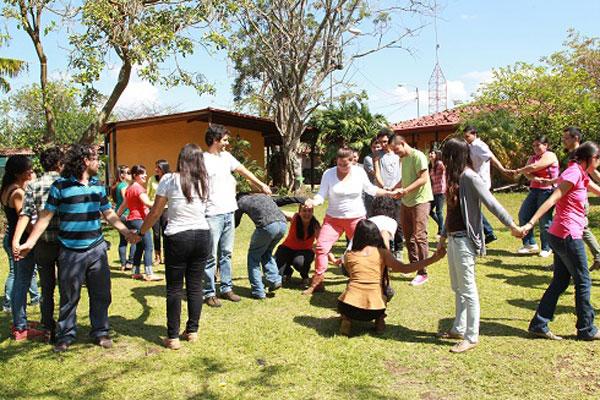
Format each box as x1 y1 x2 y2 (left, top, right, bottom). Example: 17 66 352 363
1 0 599 125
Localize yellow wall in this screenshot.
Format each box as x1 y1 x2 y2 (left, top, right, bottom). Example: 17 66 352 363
108 119 265 182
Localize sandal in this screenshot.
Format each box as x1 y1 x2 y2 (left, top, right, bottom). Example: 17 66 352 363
144 274 164 282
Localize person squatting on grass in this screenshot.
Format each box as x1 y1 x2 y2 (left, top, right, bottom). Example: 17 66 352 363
117 164 161 281
1 155 42 340
111 164 136 271
523 141 600 341
234 193 306 299
147 159 170 265
15 144 137 352
12 147 64 342
437 138 522 354
338 219 445 336
134 144 213 350
302 146 397 295
275 203 321 289
202 124 272 308
511 135 559 258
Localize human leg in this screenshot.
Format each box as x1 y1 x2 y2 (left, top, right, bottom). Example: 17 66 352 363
85 242 112 340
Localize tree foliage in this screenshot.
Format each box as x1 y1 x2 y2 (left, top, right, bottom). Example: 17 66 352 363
0 80 100 149
310 95 388 168
0 34 27 93
462 31 600 168
226 0 429 189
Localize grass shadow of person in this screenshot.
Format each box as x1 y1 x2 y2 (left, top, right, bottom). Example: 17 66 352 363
506 298 575 315
436 317 529 339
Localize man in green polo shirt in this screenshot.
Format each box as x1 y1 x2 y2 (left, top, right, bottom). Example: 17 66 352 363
391 134 434 286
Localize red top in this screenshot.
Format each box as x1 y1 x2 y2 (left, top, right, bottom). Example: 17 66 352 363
125 182 148 221
281 214 317 251
529 151 559 190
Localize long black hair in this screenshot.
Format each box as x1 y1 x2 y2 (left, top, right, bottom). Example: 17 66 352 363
0 155 32 200
351 219 385 251
111 164 129 200
155 159 170 180
177 143 208 202
294 207 320 240
442 138 473 208
570 141 599 165
429 149 443 172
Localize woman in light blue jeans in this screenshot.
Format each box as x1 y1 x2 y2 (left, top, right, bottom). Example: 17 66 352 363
437 138 520 353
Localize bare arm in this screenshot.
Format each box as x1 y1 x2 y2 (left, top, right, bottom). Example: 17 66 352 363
235 165 271 195
136 196 168 236
383 248 445 273
589 168 600 184
139 192 154 208
373 157 385 188
588 181 600 196
116 197 128 217
103 208 133 235
12 215 31 254
282 210 295 221
490 153 509 174
16 210 54 260
402 169 429 195
516 152 558 174
523 181 572 230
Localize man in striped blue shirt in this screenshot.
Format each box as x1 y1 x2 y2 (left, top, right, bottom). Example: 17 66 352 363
16 144 136 352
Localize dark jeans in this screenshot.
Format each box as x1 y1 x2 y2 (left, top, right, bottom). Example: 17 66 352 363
275 245 314 279
11 252 36 330
529 234 597 339
56 241 111 344
392 199 404 253
429 193 445 235
518 188 553 251
152 212 168 256
127 219 154 275
482 215 494 238
164 229 211 339
34 240 60 331
118 215 135 266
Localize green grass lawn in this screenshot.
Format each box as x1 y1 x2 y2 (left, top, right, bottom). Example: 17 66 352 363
1 192 599 399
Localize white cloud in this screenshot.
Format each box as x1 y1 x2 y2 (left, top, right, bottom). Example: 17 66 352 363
393 85 419 102
115 79 160 110
446 80 468 102
461 70 494 84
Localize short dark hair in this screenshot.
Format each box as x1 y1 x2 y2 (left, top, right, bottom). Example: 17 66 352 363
370 197 396 220
533 135 550 145
376 127 394 142
351 220 385 251
463 125 477 135
40 146 63 172
130 164 146 178
61 144 96 180
155 159 170 175
205 124 231 146
563 126 582 142
392 133 406 144
336 146 354 160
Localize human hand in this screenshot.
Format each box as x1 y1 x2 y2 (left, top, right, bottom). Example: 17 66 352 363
125 229 142 244
14 242 33 261
261 183 272 195
433 247 447 259
436 238 446 252
304 199 314 209
511 224 529 239
392 188 405 199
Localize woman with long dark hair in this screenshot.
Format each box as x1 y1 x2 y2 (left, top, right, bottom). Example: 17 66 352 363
428 149 446 236
513 135 559 257
135 144 212 350
147 159 170 264
111 165 135 271
338 219 444 336
1 155 43 340
275 204 321 288
524 141 600 341
437 138 520 353
117 165 159 281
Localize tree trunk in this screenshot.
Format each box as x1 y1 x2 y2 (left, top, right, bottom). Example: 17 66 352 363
80 58 132 144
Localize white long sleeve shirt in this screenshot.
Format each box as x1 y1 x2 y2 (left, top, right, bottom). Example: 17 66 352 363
313 165 378 218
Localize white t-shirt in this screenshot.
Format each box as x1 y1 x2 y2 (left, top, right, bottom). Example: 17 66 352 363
345 215 398 252
469 138 493 189
203 151 241 216
156 173 209 236
313 165 378 218
378 150 402 189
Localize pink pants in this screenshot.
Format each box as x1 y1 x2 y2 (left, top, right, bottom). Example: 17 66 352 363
315 215 364 275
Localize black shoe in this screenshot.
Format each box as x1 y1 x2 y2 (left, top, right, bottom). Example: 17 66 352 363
53 342 69 353
269 281 282 292
485 234 497 245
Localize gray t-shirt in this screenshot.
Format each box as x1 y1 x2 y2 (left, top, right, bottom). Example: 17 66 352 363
378 150 401 188
363 154 376 184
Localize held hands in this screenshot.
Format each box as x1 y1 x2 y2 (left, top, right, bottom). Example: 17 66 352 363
13 242 33 261
510 223 530 239
125 229 142 245
391 188 405 199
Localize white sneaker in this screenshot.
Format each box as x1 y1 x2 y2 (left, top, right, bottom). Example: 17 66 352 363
539 249 553 258
517 244 539 255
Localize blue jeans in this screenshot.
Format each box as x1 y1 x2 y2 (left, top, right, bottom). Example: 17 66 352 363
3 235 39 309
126 219 153 275
482 215 494 238
429 193 445 235
518 188 553 251
247 221 286 298
10 252 36 330
203 212 235 298
529 234 597 339
118 215 135 266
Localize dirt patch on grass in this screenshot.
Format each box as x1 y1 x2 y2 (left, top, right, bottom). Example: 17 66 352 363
384 360 449 400
554 354 600 395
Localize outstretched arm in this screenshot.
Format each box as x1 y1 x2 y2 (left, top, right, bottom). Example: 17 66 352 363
235 165 271 195
383 248 445 274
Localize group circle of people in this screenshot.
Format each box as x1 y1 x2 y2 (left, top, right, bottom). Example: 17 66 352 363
2 123 598 354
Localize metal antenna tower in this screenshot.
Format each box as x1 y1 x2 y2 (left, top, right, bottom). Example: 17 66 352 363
428 2 447 114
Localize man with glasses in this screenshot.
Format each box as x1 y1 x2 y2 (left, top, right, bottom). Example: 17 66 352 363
15 144 136 352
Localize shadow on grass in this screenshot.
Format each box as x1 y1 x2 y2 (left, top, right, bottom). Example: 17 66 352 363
485 272 552 290
293 315 442 344
308 289 339 310
483 257 553 273
436 317 528 338
507 298 576 315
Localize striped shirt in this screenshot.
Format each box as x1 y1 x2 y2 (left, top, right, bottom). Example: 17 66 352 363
21 171 62 243
45 176 111 250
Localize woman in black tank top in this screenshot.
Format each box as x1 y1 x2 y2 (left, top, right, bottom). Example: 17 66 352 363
1 155 43 339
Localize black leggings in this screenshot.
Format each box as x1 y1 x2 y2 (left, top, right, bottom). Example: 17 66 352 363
152 212 168 256
338 301 385 321
275 245 314 279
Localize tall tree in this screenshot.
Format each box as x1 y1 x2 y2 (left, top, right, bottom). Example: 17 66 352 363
3 0 57 144
227 0 429 189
